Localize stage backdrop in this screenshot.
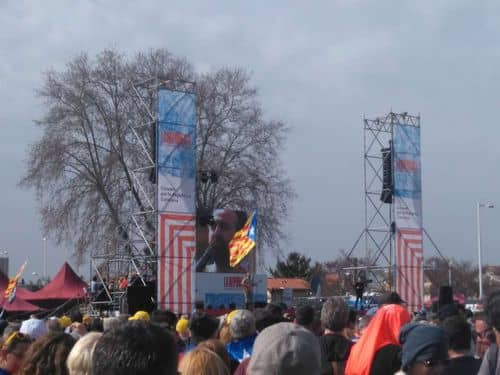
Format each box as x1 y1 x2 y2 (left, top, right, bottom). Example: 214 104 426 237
157 89 197 314
393 122 424 312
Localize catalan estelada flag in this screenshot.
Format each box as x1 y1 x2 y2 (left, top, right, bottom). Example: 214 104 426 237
229 211 257 267
4 261 27 303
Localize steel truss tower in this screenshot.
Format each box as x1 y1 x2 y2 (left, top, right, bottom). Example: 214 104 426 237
89 78 195 312
345 111 447 295
345 112 420 291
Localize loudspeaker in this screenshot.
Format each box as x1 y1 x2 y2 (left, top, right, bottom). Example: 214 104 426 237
380 146 393 204
438 286 453 307
127 282 155 315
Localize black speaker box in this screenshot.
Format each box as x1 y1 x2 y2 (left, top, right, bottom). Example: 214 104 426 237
127 282 155 315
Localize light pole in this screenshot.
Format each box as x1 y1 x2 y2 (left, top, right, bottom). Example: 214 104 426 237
477 202 494 301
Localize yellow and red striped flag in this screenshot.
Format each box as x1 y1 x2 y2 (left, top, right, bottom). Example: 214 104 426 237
4 261 27 303
229 211 257 268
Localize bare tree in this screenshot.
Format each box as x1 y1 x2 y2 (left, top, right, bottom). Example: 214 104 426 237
424 256 479 298
20 49 294 264
196 68 294 253
322 249 385 295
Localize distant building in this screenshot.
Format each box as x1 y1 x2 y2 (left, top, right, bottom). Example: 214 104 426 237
267 278 311 304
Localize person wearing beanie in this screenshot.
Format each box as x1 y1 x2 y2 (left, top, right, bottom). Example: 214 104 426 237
247 322 321 375
397 322 449 375
226 310 257 363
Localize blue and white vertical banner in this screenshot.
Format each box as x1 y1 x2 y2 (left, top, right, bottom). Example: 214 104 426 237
157 90 196 213
393 122 424 312
157 89 197 313
393 124 422 229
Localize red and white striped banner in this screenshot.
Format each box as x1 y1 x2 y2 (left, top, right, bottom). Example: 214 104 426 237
396 228 423 312
158 213 196 314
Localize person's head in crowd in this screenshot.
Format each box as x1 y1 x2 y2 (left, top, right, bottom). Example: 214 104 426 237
344 303 411 375
59 316 72 330
195 301 205 313
399 323 449 375
176 317 190 342
2 323 21 342
82 315 92 326
189 312 219 345
197 339 232 372
19 332 76 375
247 322 321 375
102 317 119 332
179 346 230 375
128 310 150 322
378 291 405 306
70 310 83 324
151 310 177 331
66 332 102 375
437 304 459 322
92 321 177 375
320 297 350 334
441 316 472 357
19 316 48 340
47 317 63 333
472 311 493 358
294 305 315 331
229 310 256 341
0 332 32 375
68 322 88 340
217 321 232 345
254 308 283 333
265 303 284 320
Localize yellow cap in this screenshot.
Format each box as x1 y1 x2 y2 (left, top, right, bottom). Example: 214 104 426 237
59 316 72 328
176 318 189 333
128 310 150 321
82 315 92 325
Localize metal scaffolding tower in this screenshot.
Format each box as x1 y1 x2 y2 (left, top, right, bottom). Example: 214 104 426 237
89 78 195 312
345 112 420 290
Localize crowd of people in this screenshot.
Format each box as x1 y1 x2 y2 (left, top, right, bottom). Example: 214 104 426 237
0 290 499 374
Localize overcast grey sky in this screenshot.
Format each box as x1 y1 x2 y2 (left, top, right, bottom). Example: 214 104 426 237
1 0 499 279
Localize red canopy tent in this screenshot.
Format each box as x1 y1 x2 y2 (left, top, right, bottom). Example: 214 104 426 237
27 262 88 301
0 297 41 312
